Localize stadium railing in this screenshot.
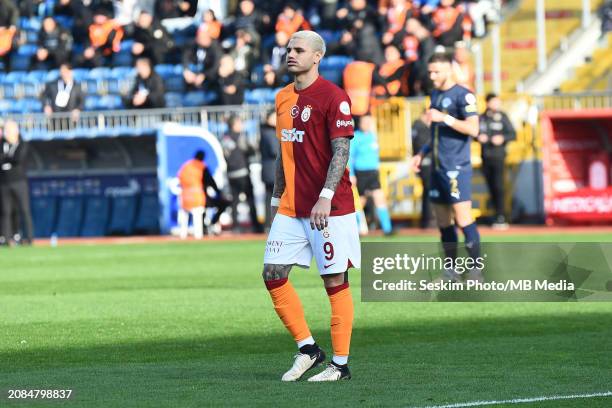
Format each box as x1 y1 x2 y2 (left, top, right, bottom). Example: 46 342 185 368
9 104 272 142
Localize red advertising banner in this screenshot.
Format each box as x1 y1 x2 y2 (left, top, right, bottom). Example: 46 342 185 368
541 109 612 224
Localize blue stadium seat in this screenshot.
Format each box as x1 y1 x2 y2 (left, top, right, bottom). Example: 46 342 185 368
183 91 217 107
22 80 42 98
112 40 134 66
250 63 265 86
245 88 276 104
133 194 160 234
55 197 84 237
19 17 41 31
207 121 228 136
84 96 98 111
14 99 43 113
165 92 183 108
320 56 354 69
107 195 137 235
319 67 343 85
100 95 124 110
164 76 185 93
0 99 11 115
319 30 343 44
31 197 58 238
155 64 177 79
54 16 74 29
80 196 110 237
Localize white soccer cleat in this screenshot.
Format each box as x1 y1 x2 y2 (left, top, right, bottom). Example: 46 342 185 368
307 363 351 382
281 349 326 382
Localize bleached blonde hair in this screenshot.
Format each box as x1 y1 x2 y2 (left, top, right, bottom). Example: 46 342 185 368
290 30 326 57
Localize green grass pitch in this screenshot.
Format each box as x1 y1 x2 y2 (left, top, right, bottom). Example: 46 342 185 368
1 233 611 407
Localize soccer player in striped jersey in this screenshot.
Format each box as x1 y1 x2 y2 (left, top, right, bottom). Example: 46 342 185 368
262 30 360 382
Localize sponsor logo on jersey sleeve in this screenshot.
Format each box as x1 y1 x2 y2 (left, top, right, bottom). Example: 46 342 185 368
339 101 351 115
336 119 353 128
465 93 477 112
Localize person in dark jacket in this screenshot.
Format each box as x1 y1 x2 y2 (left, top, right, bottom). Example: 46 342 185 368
478 93 516 228
182 27 222 90
42 63 85 118
412 110 433 228
332 0 384 64
127 57 166 109
0 120 34 246
33 17 73 70
216 54 246 105
131 11 174 65
221 115 263 233
259 110 279 231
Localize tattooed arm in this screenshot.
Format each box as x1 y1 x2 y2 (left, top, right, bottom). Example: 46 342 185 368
270 152 285 221
310 137 351 230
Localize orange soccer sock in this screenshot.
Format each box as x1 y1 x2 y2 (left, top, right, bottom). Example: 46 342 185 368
265 278 312 344
326 282 354 364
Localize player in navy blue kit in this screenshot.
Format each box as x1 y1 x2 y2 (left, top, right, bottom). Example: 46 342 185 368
410 52 483 282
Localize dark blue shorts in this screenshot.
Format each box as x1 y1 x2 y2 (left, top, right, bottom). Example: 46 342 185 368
429 168 472 204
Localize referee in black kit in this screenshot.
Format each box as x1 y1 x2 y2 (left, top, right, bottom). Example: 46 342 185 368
0 119 34 246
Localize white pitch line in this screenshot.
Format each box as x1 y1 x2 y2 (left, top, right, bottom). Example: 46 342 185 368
414 391 612 408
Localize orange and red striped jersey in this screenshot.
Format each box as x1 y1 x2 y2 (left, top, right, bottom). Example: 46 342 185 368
275 76 355 218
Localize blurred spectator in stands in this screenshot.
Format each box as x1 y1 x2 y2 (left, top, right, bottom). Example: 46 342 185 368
132 11 174 65
381 0 414 46
389 17 419 62
230 29 258 77
0 120 33 246
275 3 311 37
465 0 497 38
428 0 472 47
372 45 410 98
406 17 435 95
127 57 166 109
452 41 475 91
221 115 263 233
478 93 515 229
155 0 198 19
33 17 73 70
411 109 433 228
216 54 246 105
0 0 19 72
80 8 124 68
42 63 84 121
199 9 222 40
18 0 45 18
182 27 222 90
259 110 278 232
333 0 384 64
600 0 612 36
114 0 142 33
233 0 269 40
54 0 94 43
262 30 289 88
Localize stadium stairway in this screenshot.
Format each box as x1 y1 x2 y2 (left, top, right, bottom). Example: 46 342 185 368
480 0 604 93
559 32 612 92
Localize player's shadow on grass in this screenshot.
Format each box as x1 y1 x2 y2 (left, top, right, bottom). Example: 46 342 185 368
3 310 611 380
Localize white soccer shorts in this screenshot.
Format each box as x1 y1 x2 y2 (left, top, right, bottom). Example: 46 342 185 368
263 213 361 275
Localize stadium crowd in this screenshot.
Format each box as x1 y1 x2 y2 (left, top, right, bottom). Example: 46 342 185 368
0 0 502 109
